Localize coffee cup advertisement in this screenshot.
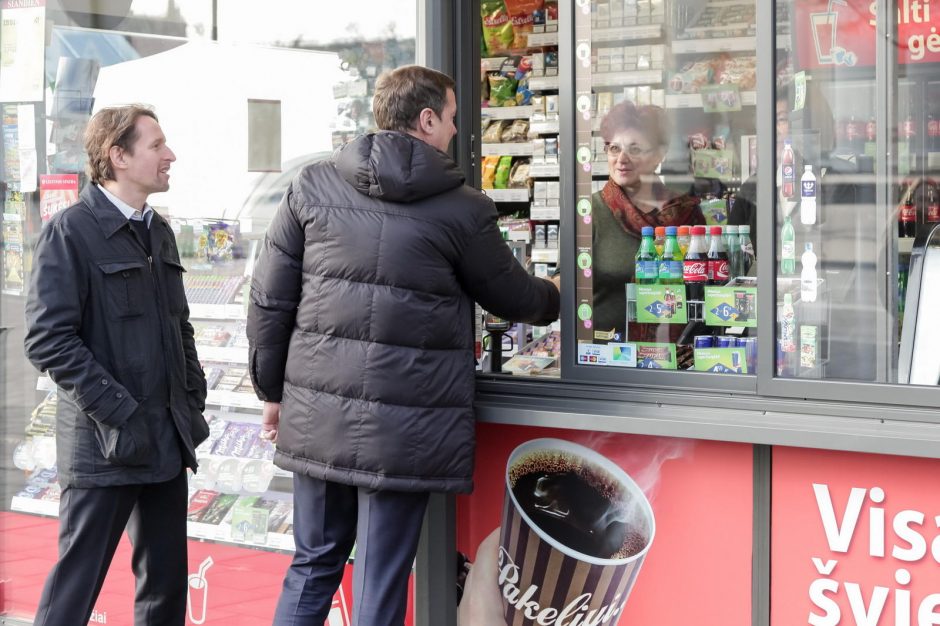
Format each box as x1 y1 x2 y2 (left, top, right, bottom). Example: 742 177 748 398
456 424 753 626
498 439 654 626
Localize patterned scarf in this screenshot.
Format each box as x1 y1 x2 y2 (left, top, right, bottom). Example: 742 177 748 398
601 178 705 236
600 179 705 344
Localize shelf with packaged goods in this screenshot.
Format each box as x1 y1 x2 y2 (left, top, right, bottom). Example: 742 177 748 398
529 163 560 178
591 23 663 44
482 105 538 120
526 32 559 47
529 119 560 135
528 75 560 91
531 248 559 264
530 206 561 221
665 91 756 109
481 143 534 157
591 69 662 88
197 346 248 364
671 35 756 55
206 389 264 411
483 188 530 203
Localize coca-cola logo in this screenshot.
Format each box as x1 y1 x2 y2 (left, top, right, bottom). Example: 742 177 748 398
683 262 707 281
710 260 730 280
497 547 627 625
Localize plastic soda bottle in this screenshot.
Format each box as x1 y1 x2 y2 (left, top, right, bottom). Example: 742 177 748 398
781 215 796 275
738 225 755 274
677 225 691 256
800 165 817 225
706 226 729 285
781 139 796 199
800 242 818 303
725 225 740 278
653 226 666 257
658 226 684 284
683 225 708 301
635 226 658 285
926 183 940 223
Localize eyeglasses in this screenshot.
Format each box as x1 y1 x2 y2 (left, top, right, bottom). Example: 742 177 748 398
604 142 655 158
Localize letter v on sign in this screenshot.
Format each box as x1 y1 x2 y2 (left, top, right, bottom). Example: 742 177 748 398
813 483 866 553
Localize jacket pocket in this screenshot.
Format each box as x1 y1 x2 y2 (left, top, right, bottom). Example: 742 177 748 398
98 260 148 320
189 395 210 448
162 258 188 317
92 410 152 466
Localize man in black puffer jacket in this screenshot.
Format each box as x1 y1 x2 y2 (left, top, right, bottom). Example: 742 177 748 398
248 65 559 625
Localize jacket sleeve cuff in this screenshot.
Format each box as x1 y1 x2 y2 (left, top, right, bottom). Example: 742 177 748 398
85 387 139 428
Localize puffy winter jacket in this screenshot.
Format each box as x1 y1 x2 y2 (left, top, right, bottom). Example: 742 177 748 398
248 131 559 493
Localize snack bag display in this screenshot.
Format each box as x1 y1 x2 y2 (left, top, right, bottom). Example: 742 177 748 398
483 119 508 143
508 160 532 189
494 155 514 189
504 0 544 49
482 155 500 189
482 0 514 56
488 73 518 107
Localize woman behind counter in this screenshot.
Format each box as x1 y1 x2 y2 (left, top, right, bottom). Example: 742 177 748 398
592 101 705 343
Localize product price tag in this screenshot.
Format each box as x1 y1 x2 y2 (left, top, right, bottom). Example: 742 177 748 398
636 285 688 324
634 342 677 369
704 286 757 327
694 348 747 374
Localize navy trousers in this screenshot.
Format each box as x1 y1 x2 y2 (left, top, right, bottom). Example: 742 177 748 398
272 474 429 626
33 470 189 626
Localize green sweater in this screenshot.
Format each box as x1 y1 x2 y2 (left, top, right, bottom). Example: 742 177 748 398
591 191 640 341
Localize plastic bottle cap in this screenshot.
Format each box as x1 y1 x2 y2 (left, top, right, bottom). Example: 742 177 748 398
665 225 677 235
740 225 750 233
710 226 723 235
678 226 690 235
655 227 665 235
641 226 654 236
691 225 707 235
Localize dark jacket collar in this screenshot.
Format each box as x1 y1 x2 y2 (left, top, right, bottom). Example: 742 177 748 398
80 184 169 240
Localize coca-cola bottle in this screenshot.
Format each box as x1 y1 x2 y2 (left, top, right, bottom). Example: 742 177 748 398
928 113 939 152
926 182 940 224
683 225 708 302
899 184 917 238
707 226 730 285
781 139 795 199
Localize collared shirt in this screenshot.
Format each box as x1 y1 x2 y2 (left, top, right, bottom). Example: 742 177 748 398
97 184 154 228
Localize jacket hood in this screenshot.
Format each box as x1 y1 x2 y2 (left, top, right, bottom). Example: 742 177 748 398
333 131 465 203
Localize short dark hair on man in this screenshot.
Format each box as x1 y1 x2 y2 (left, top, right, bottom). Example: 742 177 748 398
84 104 158 184
372 65 455 133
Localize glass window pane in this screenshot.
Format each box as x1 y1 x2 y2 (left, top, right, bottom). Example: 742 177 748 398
573 0 758 375
775 1 939 386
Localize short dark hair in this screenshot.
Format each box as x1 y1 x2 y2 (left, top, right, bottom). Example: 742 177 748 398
84 104 158 184
372 65 455 132
599 101 670 150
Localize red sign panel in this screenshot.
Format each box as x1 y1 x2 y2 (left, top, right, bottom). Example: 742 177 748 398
794 0 940 68
772 446 940 626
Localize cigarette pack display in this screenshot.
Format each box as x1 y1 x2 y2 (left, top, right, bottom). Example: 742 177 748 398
267 499 293 533
240 459 275 492
187 489 220 522
199 493 239 526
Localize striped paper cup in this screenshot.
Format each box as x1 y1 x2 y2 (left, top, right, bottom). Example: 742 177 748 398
497 438 655 626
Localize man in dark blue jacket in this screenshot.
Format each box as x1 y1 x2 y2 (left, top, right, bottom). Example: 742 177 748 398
24 105 208 626
248 65 560 625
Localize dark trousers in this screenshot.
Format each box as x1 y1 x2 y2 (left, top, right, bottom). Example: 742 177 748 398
272 474 429 626
33 470 189 626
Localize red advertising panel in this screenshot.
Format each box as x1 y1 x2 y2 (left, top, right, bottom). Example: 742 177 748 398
0 511 414 625
772 446 940 626
456 423 753 626
793 0 939 69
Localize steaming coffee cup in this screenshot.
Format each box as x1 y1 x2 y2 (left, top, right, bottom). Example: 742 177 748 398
498 438 655 626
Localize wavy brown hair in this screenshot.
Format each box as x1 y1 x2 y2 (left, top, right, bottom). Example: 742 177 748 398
599 101 670 150
84 104 158 184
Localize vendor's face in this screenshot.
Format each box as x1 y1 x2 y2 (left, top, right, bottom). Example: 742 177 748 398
605 128 662 189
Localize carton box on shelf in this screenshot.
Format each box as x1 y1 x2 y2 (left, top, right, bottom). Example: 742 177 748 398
534 224 547 249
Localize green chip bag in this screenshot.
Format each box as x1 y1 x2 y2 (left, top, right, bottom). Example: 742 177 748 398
481 0 514 56
494 155 513 189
